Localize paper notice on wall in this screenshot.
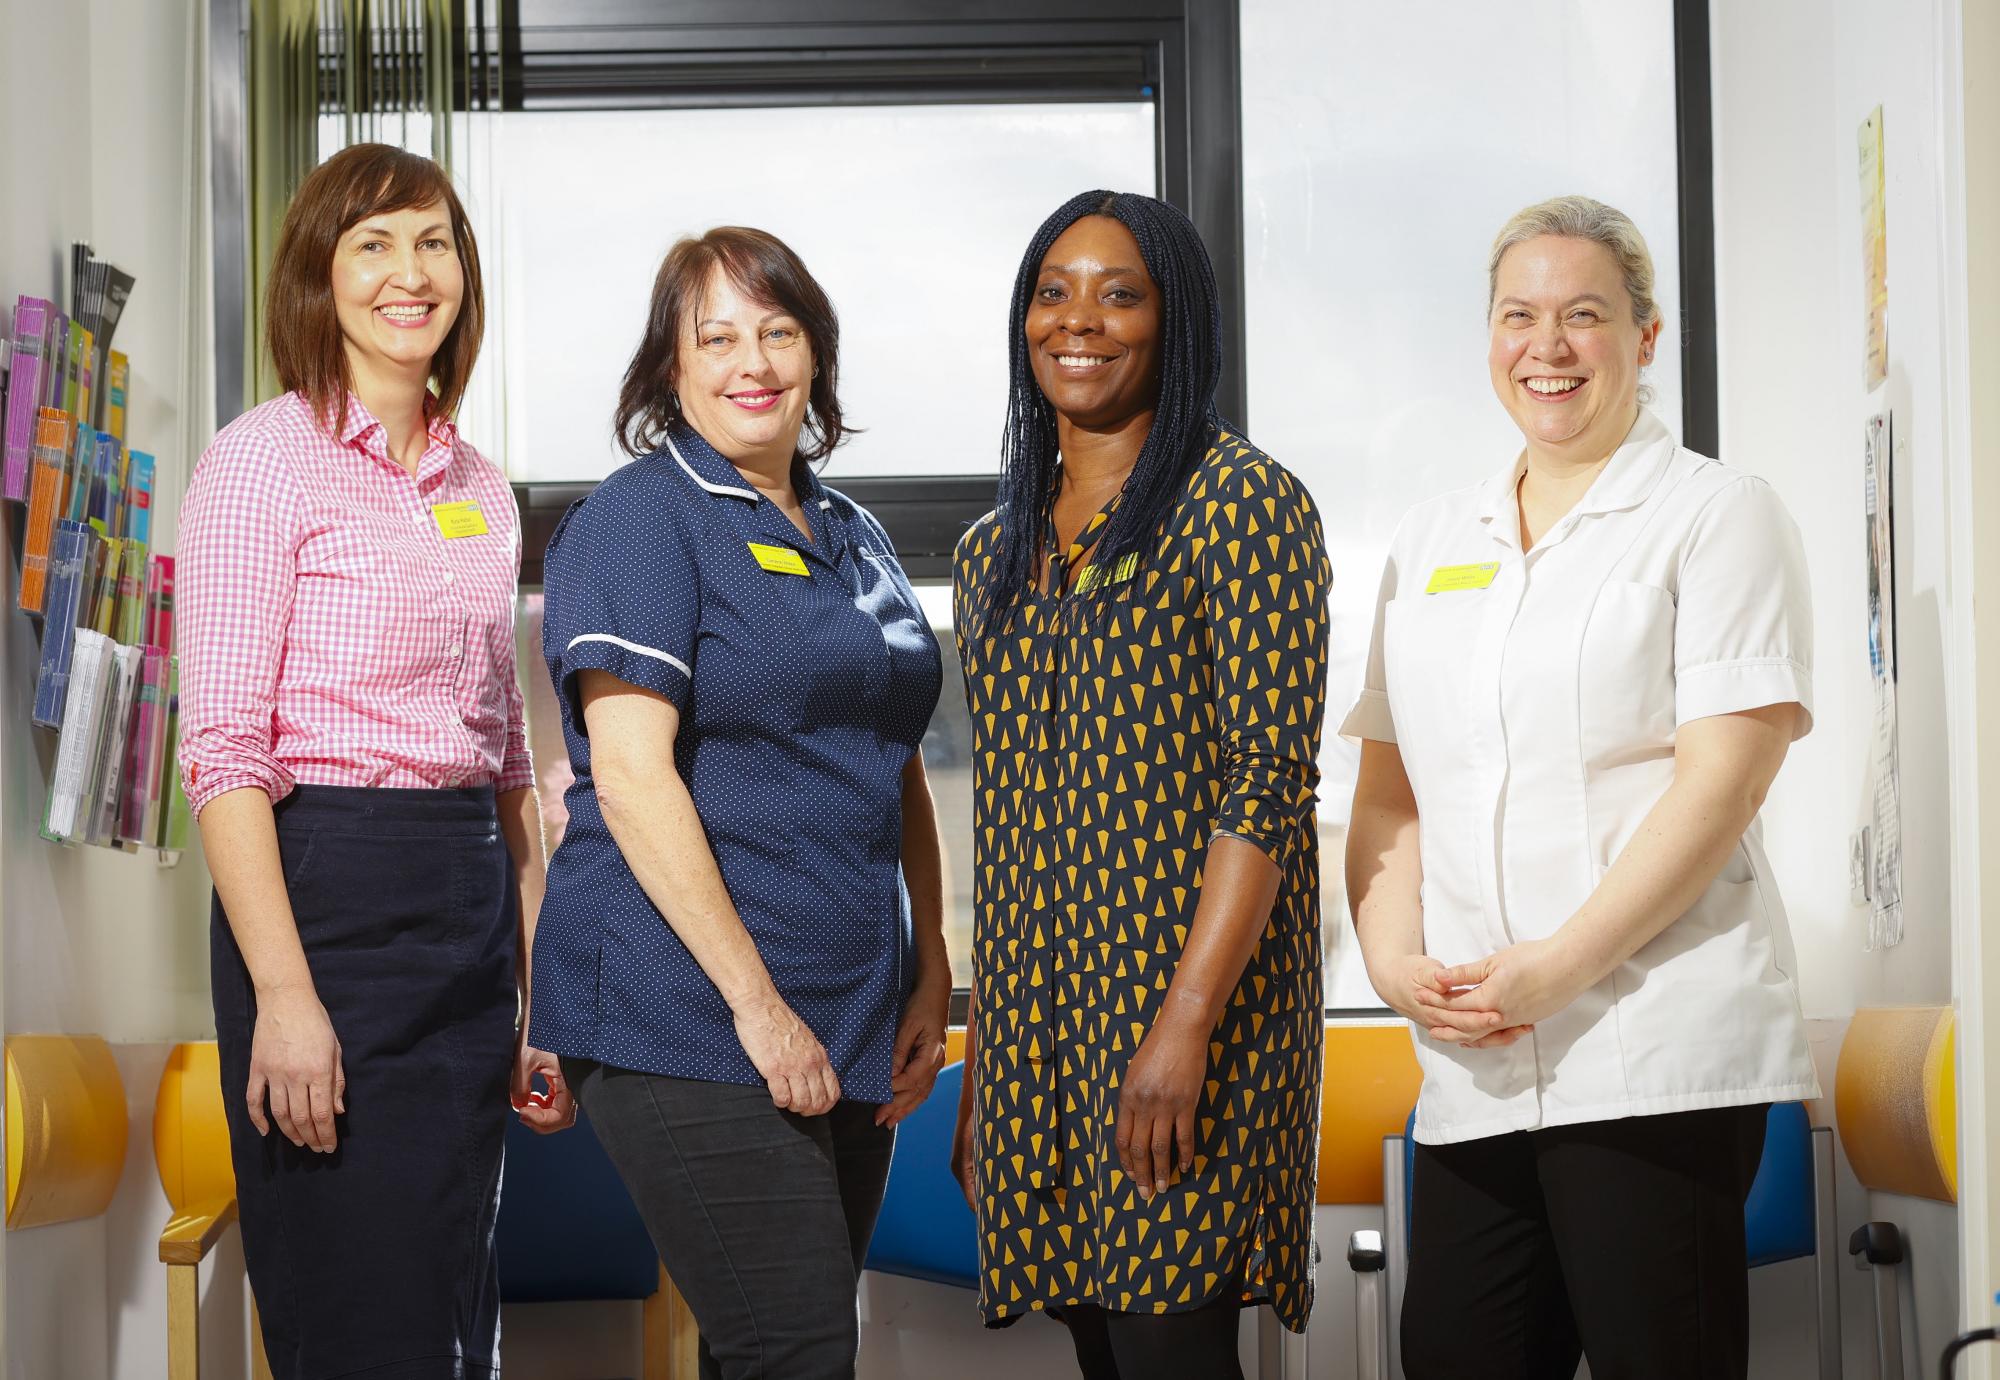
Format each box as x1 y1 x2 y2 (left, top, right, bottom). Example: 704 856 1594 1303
1863 412 1902 947
1860 106 1889 391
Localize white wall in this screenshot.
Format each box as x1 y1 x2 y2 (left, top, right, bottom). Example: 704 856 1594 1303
0 0 217 1374
1959 0 2000 1354
1710 0 1976 1366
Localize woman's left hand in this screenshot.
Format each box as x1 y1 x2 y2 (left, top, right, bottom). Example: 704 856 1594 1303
875 974 951 1129
511 1020 578 1133
1414 936 1592 1042
1116 1011 1210 1201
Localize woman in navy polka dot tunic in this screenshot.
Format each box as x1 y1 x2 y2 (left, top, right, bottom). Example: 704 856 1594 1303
529 227 949 1379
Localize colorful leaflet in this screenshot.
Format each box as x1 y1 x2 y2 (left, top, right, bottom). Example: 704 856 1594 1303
3 297 51 499
19 409 74 613
125 449 155 545
32 521 95 728
144 555 175 654
45 630 113 842
90 537 123 636
105 350 128 441
118 647 169 847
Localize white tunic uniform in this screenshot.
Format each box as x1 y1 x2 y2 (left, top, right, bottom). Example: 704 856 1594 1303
1342 409 1821 1145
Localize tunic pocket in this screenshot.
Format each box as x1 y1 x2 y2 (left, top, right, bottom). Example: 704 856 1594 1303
1580 580 1677 764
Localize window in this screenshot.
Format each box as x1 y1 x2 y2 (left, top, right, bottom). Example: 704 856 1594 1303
470 103 1155 484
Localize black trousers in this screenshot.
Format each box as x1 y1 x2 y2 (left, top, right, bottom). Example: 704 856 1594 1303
565 1058 896 1380
213 785 517 1380
1055 1297 1245 1380
1402 1103 1770 1380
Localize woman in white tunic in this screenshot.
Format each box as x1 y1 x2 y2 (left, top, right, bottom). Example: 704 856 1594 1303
1343 195 1817 1380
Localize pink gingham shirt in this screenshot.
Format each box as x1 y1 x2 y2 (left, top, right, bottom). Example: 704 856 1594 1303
178 390 532 817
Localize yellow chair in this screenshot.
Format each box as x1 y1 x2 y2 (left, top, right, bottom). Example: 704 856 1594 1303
1316 1022 1423 1206
154 1040 272 1380
4 1033 128 1232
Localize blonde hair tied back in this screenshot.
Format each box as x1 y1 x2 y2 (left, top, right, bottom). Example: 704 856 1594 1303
1488 195 1661 403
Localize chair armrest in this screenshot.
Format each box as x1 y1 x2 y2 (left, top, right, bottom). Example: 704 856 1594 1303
159 1196 238 1265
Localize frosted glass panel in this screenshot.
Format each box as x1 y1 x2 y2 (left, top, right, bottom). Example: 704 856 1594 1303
471 104 1155 483
1240 0 1681 1005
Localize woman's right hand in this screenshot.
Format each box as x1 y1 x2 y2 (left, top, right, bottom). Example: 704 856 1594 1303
733 996 840 1116
950 1096 978 1210
248 981 346 1152
1376 952 1532 1048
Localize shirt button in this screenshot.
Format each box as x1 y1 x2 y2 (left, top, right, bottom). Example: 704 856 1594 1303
447 643 463 659
442 570 455 585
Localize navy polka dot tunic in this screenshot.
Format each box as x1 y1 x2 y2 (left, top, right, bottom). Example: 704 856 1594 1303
529 421 944 1103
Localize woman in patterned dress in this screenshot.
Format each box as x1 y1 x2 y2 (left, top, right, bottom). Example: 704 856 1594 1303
949 190 1331 1379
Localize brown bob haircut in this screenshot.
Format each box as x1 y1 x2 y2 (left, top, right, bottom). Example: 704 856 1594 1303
265 142 483 431
614 227 850 462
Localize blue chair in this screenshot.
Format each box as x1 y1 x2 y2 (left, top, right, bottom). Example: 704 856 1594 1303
1350 1101 1842 1380
864 1060 979 1289
496 1108 683 1378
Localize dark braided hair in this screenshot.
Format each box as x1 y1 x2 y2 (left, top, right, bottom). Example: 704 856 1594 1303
974 190 1232 639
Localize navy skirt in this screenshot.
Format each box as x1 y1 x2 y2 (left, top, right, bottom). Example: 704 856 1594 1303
211 784 517 1380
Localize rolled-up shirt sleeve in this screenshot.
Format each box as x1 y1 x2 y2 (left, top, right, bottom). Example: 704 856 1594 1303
177 429 304 817
542 474 699 731
1673 475 1814 738
1199 457 1332 861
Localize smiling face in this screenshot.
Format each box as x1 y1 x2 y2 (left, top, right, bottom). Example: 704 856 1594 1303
673 264 814 472
330 201 463 386
1488 233 1660 461
1025 215 1163 430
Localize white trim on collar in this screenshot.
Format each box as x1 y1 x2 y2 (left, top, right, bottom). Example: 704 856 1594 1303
664 433 760 502
567 632 691 678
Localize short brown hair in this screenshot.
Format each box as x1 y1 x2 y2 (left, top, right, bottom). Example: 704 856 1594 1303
265 142 484 430
614 227 849 461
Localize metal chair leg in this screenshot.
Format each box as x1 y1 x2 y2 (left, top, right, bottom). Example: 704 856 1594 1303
1810 1127 1843 1380
1349 1228 1389 1380
1383 1136 1410 1380
1850 1221 1906 1380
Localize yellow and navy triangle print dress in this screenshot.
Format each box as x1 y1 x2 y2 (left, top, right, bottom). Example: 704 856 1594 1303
951 430 1331 1332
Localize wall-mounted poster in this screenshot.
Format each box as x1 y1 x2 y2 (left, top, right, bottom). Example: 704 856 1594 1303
1863 411 1902 947
1860 106 1889 391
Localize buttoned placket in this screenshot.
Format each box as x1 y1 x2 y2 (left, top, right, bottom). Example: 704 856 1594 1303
667 430 915 1065
1464 480 1577 1106
1471 476 1619 1106
1005 500 1121 1189
365 423 479 789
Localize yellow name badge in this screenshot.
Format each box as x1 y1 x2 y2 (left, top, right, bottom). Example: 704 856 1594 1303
431 501 489 538
1073 552 1139 594
747 541 810 577
1424 561 1500 594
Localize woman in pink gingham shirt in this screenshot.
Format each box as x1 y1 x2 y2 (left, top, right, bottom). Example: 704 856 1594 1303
178 143 570 1380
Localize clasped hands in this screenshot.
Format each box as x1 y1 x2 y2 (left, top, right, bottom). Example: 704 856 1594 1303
1384 936 1593 1050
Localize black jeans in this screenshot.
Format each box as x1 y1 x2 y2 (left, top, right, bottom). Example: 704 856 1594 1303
564 1058 896 1380
1055 1297 1245 1380
1401 1103 1770 1380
